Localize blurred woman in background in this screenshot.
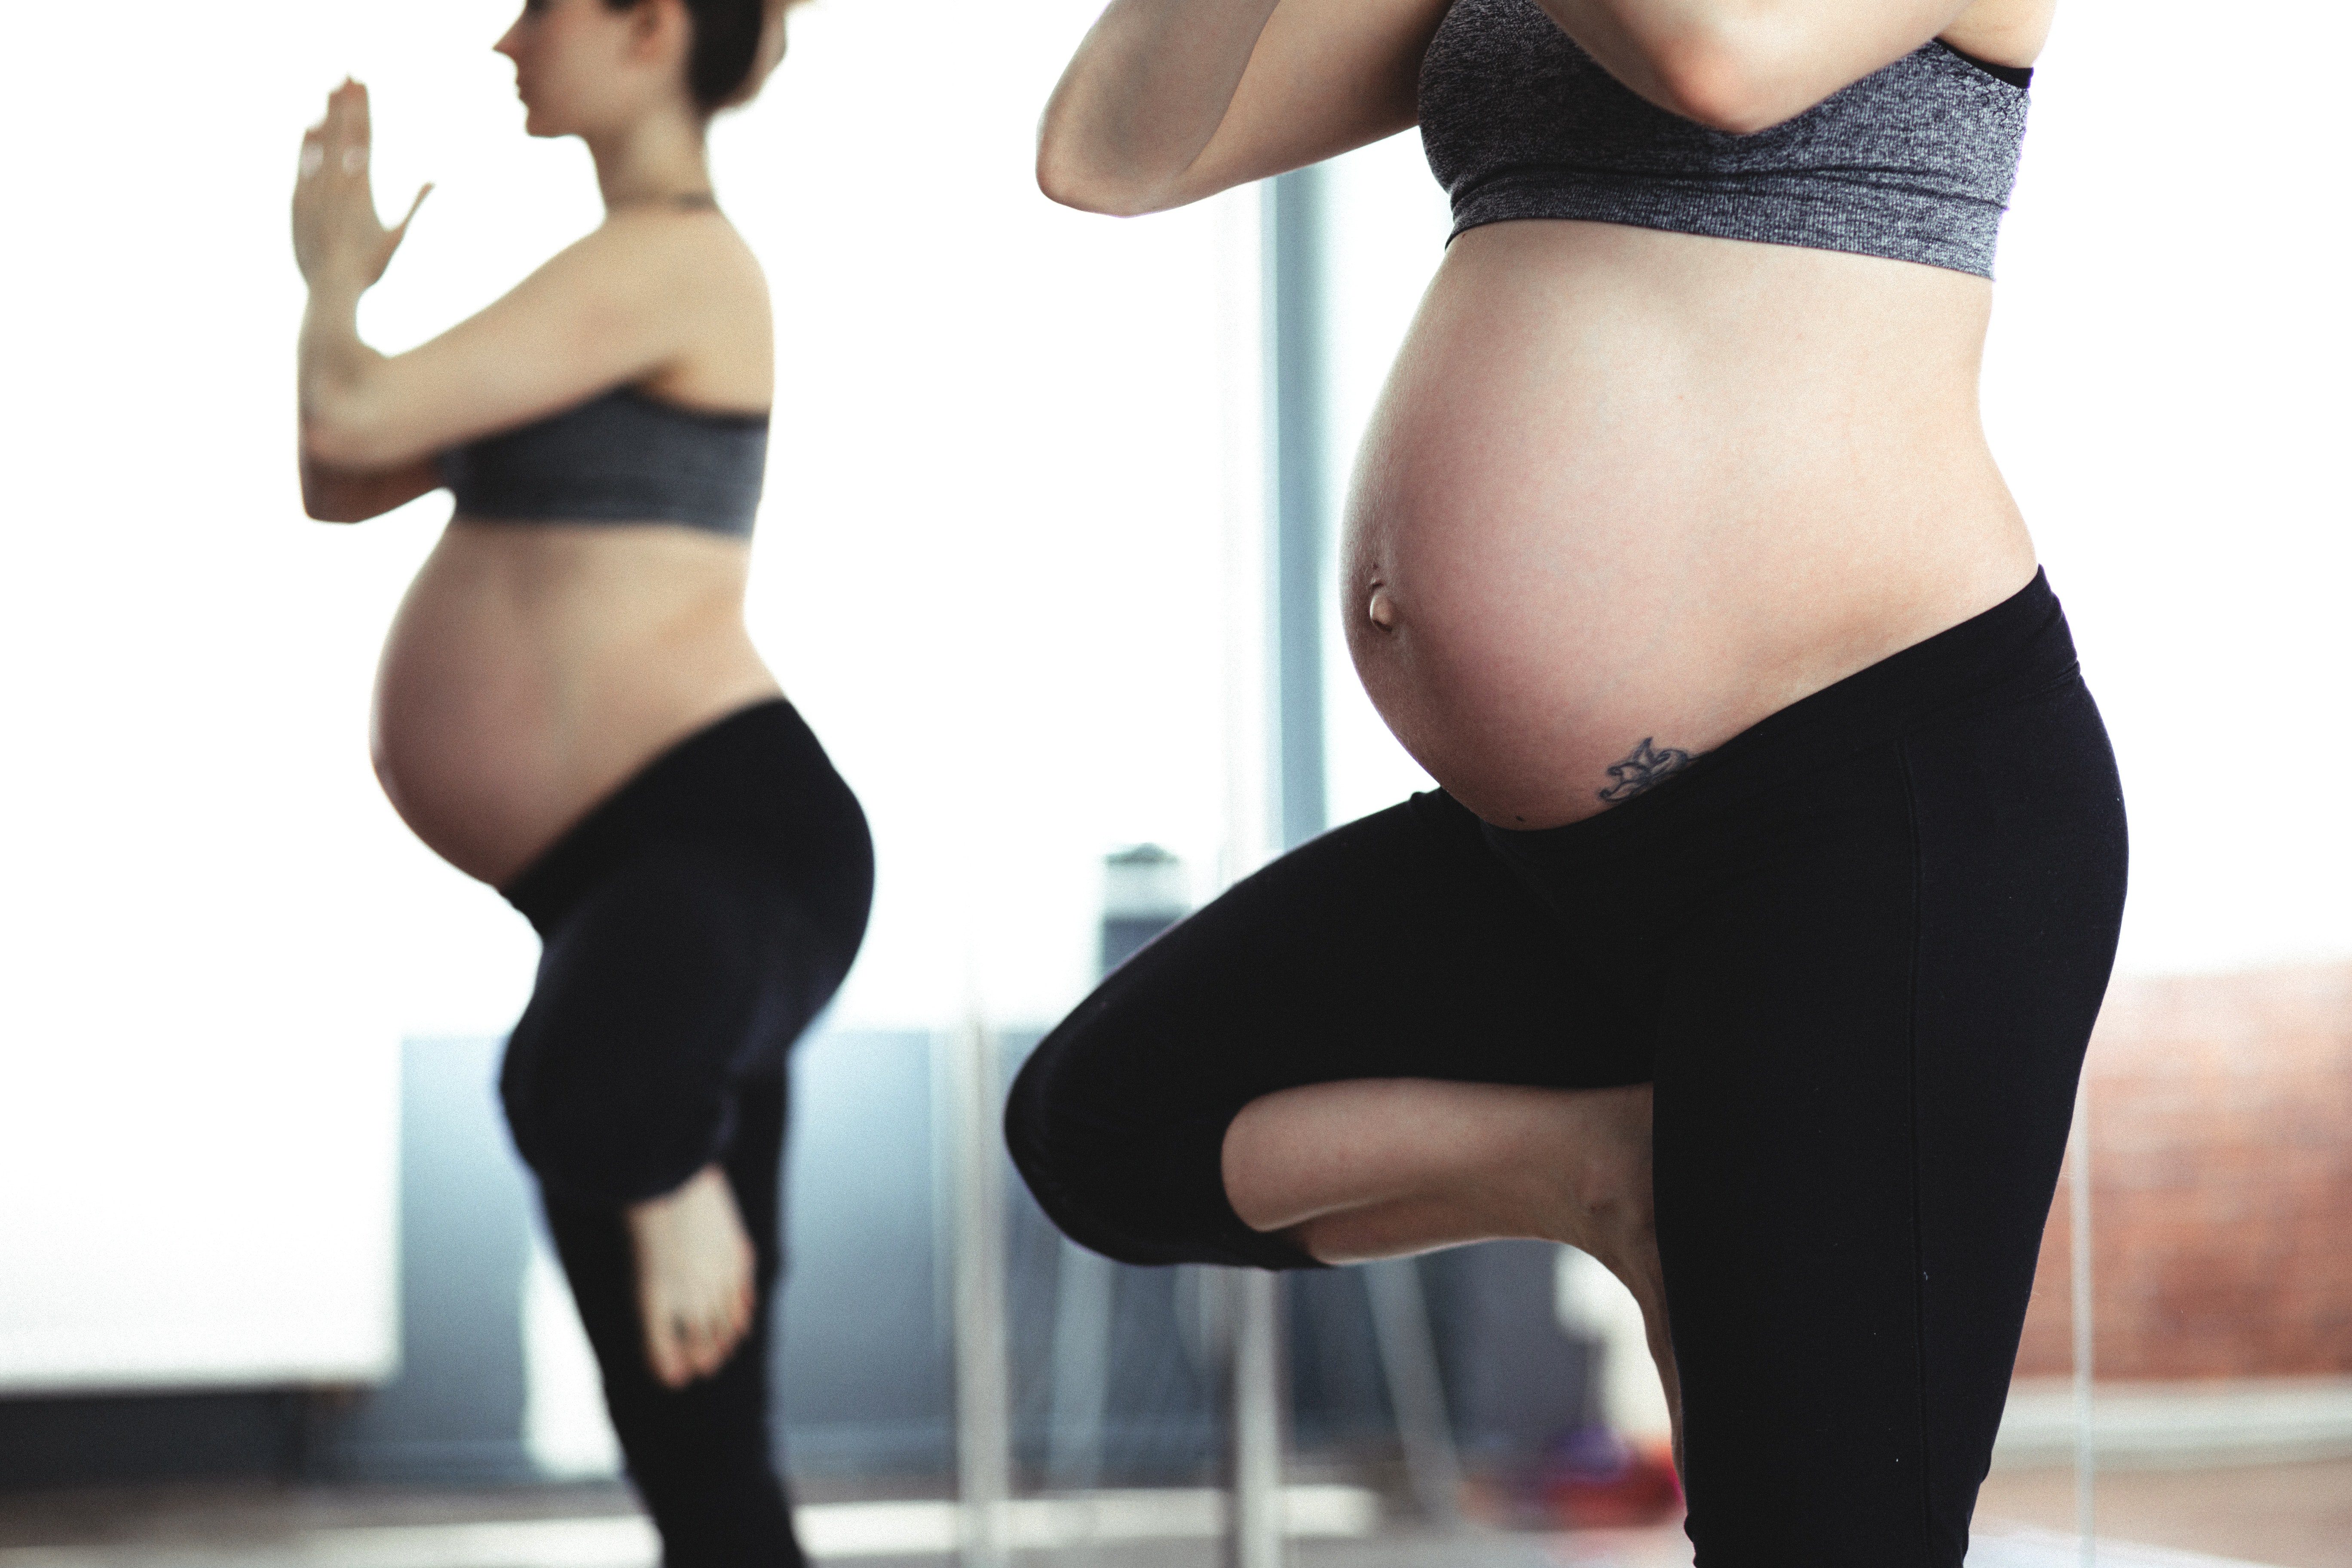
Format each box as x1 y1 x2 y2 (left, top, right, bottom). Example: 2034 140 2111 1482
1008 0 2125 1559
291 2 862 1560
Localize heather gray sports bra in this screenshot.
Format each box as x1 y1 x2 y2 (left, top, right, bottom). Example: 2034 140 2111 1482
440 386 769 539
1419 0 2033 278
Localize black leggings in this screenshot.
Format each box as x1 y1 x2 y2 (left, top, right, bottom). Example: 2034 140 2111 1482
1007 573 2126 1566
501 699 872 1568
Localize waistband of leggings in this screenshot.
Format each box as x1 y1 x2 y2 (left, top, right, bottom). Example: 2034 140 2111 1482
1482 568 2078 866
501 696 839 932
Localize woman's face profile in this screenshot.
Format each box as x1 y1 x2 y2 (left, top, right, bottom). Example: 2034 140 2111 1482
494 0 668 139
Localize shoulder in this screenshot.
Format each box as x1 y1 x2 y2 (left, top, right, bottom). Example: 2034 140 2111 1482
551 208 767 309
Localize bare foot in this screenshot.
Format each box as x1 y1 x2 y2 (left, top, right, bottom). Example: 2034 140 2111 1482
1526 1086 1686 1481
624 1164 756 1389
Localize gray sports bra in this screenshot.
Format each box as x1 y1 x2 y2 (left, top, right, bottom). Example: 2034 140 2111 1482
1419 0 2032 278
441 386 769 539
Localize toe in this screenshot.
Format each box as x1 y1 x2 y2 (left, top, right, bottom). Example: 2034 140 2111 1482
680 1314 718 1380
648 1324 690 1389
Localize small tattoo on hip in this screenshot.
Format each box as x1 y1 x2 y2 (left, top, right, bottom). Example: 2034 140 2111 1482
1598 737 1694 804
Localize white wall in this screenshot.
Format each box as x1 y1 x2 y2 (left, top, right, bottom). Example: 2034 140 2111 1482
1985 2 2352 974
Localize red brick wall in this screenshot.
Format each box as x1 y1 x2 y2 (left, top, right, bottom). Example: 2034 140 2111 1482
2013 963 2352 1379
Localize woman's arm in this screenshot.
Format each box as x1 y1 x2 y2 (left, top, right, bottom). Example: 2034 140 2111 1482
1036 0 2049 214
299 455 442 524
1533 0 2055 135
292 82 745 487
1037 0 1457 216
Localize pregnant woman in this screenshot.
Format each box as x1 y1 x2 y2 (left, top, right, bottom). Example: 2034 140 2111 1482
292 3 864 1561
1008 0 2125 1559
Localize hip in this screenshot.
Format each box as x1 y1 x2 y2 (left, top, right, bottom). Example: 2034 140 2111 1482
1476 569 2128 934
501 695 873 963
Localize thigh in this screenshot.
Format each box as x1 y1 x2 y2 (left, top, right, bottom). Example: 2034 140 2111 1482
1653 682 2125 1565
503 845 833 1206
1006 791 1649 1270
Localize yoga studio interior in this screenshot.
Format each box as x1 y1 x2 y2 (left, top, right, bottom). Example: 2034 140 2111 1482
0 1 2344 1565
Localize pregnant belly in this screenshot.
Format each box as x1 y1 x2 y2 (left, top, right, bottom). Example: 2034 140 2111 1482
1343 221 2040 829
371 523 779 886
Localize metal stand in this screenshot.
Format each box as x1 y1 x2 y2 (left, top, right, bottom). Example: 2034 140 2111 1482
1364 1259 1464 1525
1046 1238 1117 1490
949 1014 1010 1568
1227 1269 1287 1568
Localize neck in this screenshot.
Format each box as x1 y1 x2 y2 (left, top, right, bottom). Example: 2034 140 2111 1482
586 106 714 210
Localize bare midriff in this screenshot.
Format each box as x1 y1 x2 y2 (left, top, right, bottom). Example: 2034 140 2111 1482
1343 217 2040 828
371 520 781 888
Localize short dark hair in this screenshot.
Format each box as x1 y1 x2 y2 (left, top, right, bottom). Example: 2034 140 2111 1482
607 0 775 113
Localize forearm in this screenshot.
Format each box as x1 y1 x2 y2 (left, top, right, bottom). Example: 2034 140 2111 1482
297 279 393 466
1038 0 1284 212
1531 0 1972 132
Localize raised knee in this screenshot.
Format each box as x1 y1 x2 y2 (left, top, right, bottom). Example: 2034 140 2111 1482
500 1032 726 1206
1002 1038 1079 1216
1003 1026 1190 1268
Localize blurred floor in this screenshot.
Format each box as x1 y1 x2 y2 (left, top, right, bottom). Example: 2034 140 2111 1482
0 1483 647 1563
1977 1459 2352 1568
0 1488 1506 1568
1 1473 2345 1568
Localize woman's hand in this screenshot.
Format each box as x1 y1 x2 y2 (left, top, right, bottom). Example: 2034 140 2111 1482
293 79 431 293
1529 0 2037 135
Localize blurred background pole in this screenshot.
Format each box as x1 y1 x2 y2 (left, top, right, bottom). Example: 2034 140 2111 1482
1365 1258 1464 1527
1229 1269 1287 1568
949 1007 1010 1568
1220 159 1330 1568
1254 159 1464 1543
1047 847 1191 1491
1268 173 1328 851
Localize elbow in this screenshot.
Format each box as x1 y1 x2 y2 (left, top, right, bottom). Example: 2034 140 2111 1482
300 400 399 474
1035 119 1167 217
1645 24 1798 136
297 463 369 524
1037 157 1118 217
300 420 360 473
1035 151 1152 218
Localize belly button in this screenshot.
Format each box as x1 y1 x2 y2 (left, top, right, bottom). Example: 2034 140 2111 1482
1367 586 1398 630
